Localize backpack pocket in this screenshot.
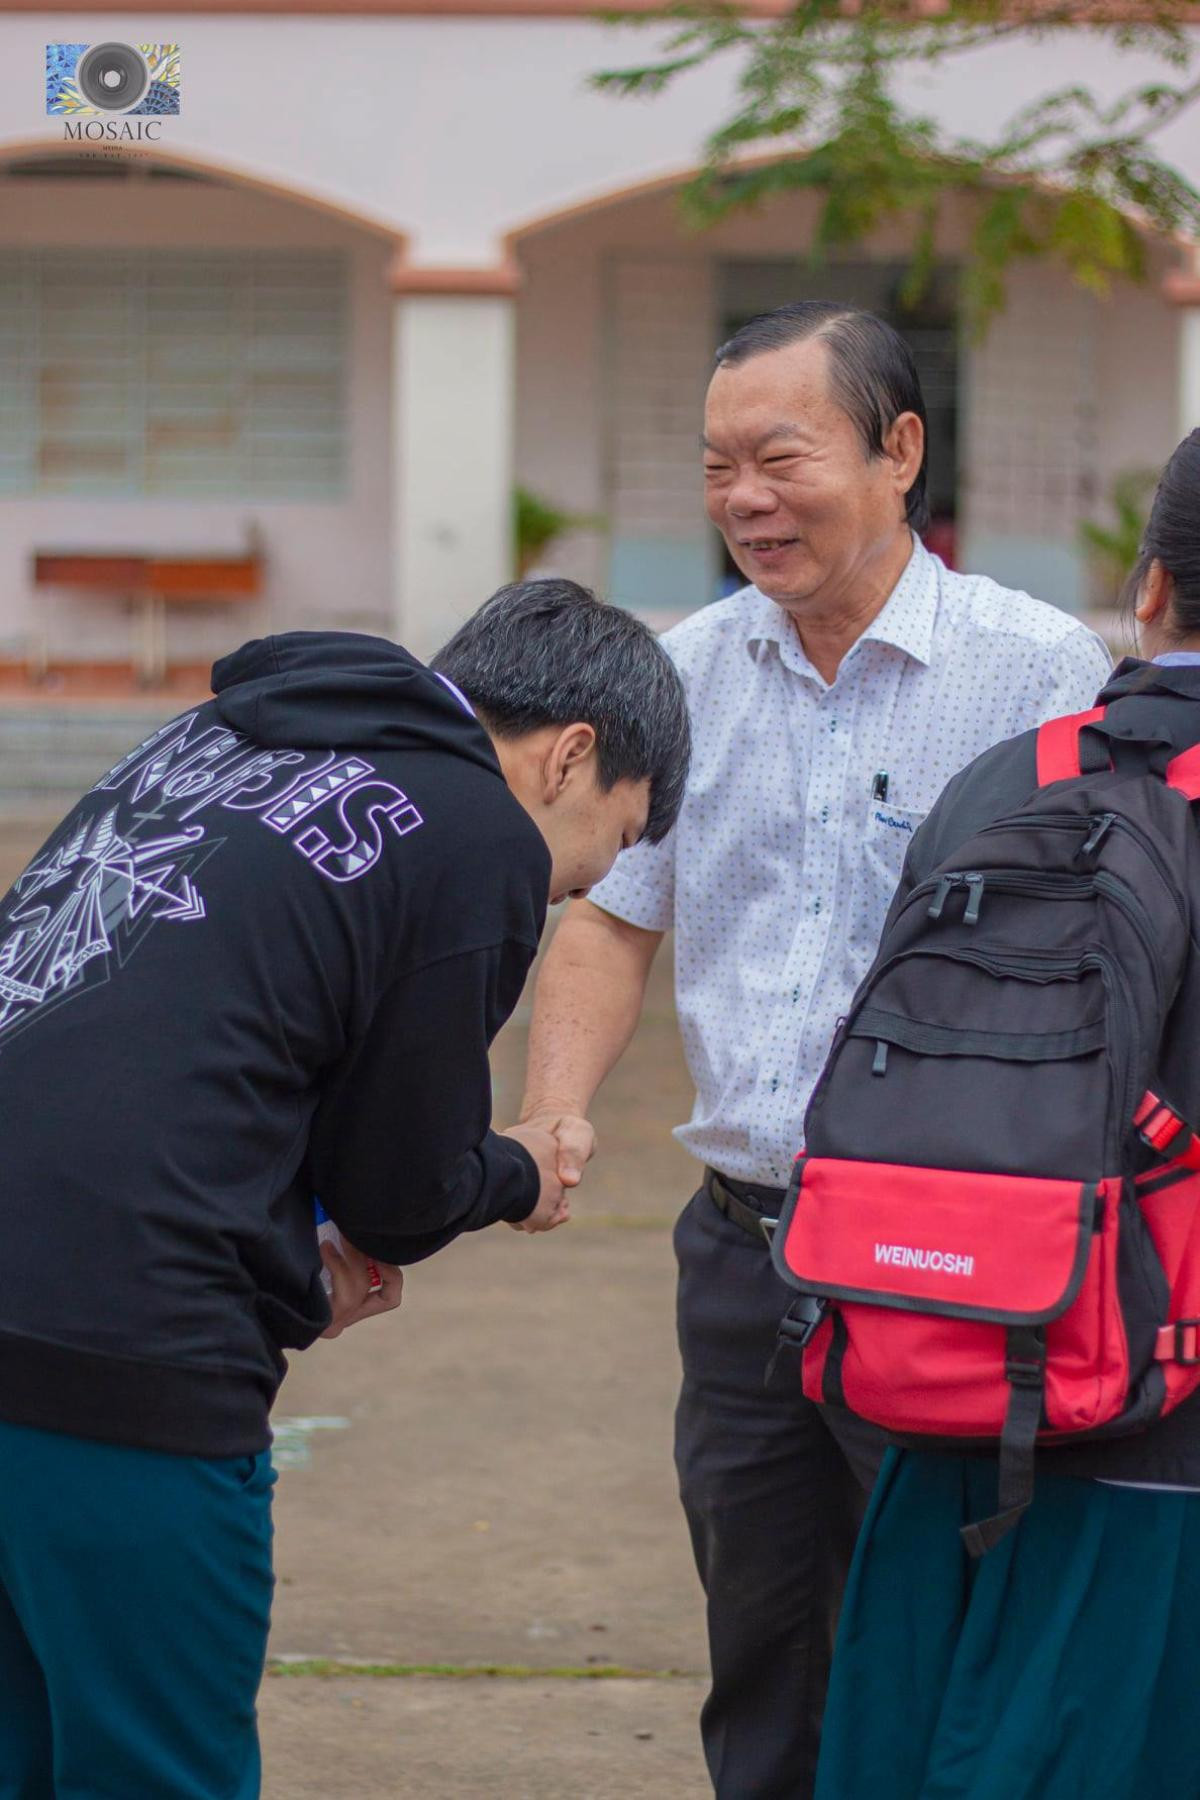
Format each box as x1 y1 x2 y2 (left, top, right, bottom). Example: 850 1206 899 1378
811 949 1126 1179
773 1156 1129 1438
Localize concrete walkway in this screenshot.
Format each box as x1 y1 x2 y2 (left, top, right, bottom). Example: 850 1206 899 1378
259 1674 710 1798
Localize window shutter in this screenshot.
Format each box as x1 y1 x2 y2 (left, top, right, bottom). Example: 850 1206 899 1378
0 253 36 496
38 249 142 495
0 248 348 500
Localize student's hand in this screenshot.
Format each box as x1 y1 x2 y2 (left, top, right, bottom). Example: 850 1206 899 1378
519 1108 598 1191
501 1122 571 1233
320 1236 404 1339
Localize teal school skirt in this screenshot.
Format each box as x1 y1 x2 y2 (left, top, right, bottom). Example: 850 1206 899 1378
816 1447 1200 1800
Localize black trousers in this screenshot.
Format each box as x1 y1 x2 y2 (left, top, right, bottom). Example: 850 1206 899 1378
674 1181 885 1800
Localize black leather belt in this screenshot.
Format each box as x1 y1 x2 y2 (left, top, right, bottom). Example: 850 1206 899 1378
704 1168 784 1244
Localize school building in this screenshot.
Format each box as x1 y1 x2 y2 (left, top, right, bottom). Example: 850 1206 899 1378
0 0 1197 684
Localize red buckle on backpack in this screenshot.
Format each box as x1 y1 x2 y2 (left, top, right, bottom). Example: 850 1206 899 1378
1155 1321 1200 1366
1134 1092 1191 1156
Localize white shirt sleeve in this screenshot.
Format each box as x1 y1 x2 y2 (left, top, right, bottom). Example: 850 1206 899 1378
587 823 677 932
1034 624 1113 720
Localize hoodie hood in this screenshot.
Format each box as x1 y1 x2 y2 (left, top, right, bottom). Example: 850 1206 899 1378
1102 657 1200 705
211 630 500 774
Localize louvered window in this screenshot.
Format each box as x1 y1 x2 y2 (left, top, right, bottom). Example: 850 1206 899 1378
0 249 347 499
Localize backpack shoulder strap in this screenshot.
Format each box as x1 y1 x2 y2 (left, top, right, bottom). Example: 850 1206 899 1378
1036 707 1108 788
1038 708 1200 798
1165 743 1200 802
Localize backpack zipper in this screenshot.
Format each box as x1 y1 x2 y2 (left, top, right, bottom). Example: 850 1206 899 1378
971 808 1189 934
906 859 1168 1017
1088 950 1140 1152
1106 814 1191 935
806 942 1131 1147
920 868 1096 926
1080 813 1118 857
1093 870 1166 1019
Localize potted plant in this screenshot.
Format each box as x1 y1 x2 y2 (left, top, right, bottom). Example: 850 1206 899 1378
514 487 604 578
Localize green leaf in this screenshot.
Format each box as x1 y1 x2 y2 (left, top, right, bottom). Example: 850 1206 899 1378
591 54 709 96
514 487 605 575
591 0 1200 335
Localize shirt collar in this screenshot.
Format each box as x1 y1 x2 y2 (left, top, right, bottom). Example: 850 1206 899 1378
743 536 937 675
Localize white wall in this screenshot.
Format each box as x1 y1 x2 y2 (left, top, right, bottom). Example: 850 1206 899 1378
3 17 1197 262
0 18 1191 656
0 177 394 662
1090 241 1182 605
513 221 607 595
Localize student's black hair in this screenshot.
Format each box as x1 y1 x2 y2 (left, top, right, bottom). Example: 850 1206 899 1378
1123 428 1200 642
431 578 691 844
714 302 931 534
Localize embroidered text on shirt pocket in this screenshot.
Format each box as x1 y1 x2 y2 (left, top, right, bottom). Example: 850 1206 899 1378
854 799 929 945
867 799 927 845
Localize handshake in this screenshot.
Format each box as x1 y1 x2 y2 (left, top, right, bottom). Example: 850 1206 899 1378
320 1108 595 1339
502 1110 597 1234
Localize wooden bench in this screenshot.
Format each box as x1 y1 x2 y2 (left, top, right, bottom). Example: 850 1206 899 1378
31 549 265 685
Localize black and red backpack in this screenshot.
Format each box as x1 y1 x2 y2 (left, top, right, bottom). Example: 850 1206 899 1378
770 706 1200 1552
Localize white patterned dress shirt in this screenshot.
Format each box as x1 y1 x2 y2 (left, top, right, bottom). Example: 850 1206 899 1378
589 538 1113 1188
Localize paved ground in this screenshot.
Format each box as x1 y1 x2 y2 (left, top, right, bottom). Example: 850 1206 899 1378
0 822 712 1797
259 1675 710 1799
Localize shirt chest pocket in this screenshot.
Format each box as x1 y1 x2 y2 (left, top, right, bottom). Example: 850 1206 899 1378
852 799 928 950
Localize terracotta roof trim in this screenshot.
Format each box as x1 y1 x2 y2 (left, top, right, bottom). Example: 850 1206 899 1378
388 259 523 297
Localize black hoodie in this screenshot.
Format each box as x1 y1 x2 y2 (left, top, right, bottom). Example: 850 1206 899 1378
0 632 549 1458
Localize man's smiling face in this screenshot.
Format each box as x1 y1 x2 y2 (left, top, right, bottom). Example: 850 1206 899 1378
702 334 914 614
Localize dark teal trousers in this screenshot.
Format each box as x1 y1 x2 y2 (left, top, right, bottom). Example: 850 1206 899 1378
817 1447 1200 1800
0 1417 275 1800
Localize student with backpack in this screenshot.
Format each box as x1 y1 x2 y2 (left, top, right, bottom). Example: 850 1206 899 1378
769 428 1200 1800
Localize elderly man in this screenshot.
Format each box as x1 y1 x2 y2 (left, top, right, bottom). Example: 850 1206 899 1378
519 302 1112 1798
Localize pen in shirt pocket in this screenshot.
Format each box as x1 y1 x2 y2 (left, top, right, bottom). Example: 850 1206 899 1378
872 771 890 802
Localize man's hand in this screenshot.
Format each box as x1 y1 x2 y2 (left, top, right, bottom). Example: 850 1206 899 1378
320 1235 404 1339
501 1121 574 1233
520 1108 598 1190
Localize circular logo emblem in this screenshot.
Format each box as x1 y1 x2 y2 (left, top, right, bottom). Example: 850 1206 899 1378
74 43 152 113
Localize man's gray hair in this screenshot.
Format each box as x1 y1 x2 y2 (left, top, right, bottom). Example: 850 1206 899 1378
432 579 691 844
